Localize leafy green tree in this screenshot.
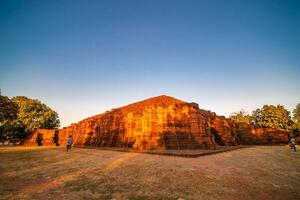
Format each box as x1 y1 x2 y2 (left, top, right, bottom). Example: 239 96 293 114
251 105 292 131
229 110 252 124
0 94 23 143
12 96 60 134
1 92 60 143
292 103 300 123
0 95 18 122
291 103 300 136
0 119 25 144
252 108 262 125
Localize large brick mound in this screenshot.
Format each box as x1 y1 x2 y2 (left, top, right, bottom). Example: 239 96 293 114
24 95 291 149
25 96 216 149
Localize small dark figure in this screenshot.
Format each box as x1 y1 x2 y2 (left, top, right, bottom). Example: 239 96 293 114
66 135 74 154
36 133 43 146
290 137 297 152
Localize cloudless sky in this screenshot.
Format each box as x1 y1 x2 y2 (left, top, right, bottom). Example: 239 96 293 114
1 0 300 127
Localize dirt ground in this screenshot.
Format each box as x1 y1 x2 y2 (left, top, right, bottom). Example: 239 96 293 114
0 146 299 200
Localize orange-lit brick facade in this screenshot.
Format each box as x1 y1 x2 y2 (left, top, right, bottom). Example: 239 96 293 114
25 95 291 149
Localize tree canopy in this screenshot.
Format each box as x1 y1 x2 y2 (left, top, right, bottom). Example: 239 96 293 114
0 93 60 142
0 95 23 141
229 110 252 124
12 96 60 133
0 95 18 122
292 103 300 133
251 105 292 131
292 103 300 123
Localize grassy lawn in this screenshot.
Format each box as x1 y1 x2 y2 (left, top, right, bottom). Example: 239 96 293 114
0 146 299 200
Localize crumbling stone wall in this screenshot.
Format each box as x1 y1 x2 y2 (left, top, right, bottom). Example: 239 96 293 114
235 123 290 145
71 98 215 150
25 129 60 146
198 110 239 146
25 96 216 149
24 95 292 149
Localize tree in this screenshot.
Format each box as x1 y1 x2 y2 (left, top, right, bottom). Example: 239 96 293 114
229 110 252 124
0 94 23 143
0 95 18 122
251 105 292 131
0 92 61 144
251 108 262 125
291 103 300 136
12 96 60 134
292 103 300 123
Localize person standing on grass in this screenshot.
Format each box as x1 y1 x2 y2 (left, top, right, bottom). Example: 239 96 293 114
66 135 74 154
290 137 297 152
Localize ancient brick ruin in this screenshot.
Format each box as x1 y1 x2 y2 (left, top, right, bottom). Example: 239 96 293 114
200 110 291 145
25 95 291 149
26 96 216 149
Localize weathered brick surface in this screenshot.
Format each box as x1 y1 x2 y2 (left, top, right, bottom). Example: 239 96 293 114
25 129 59 146
25 95 292 148
235 123 290 145
25 96 216 149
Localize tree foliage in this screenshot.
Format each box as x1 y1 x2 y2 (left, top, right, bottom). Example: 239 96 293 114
0 95 18 122
292 103 300 123
0 95 24 142
229 110 252 124
12 96 60 133
0 92 60 142
251 105 292 131
291 103 300 135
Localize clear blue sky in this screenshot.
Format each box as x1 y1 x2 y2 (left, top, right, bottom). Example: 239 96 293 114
1 0 299 127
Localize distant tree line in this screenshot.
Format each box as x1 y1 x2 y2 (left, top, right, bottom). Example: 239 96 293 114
229 104 300 137
0 90 60 145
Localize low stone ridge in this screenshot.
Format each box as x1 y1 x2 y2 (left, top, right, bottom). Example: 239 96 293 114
25 95 291 149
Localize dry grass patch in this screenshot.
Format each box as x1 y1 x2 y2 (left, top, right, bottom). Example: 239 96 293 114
0 146 299 200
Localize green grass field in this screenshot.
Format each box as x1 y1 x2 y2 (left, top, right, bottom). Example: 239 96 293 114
0 146 299 200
